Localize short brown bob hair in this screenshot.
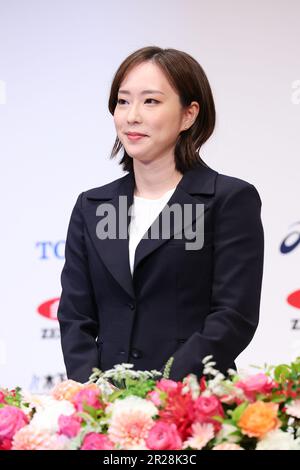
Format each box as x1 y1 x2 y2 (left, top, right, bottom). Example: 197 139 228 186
108 46 215 174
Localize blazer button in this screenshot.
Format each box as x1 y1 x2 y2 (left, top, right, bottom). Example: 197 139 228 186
127 302 136 310
130 348 142 359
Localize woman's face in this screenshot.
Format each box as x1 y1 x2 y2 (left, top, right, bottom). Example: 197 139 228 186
113 61 195 166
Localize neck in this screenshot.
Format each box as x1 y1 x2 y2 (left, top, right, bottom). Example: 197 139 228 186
133 157 183 199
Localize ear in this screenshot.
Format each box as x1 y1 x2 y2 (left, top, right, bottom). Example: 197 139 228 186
180 101 200 132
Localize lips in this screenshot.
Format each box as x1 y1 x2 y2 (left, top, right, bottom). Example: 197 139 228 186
126 132 147 136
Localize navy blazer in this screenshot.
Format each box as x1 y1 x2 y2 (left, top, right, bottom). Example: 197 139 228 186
57 163 264 383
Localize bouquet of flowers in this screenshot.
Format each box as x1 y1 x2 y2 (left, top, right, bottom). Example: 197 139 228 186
1 356 300 450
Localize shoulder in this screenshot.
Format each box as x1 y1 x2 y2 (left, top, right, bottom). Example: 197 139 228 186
73 173 130 209
188 163 262 205
214 171 262 207
182 163 261 203
215 171 257 194
83 173 128 199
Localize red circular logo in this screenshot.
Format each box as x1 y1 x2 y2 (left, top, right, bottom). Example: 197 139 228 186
37 298 60 320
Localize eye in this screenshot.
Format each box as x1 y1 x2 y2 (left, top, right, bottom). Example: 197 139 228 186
145 98 159 104
116 98 159 105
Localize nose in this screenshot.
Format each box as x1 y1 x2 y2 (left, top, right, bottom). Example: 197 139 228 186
126 102 142 123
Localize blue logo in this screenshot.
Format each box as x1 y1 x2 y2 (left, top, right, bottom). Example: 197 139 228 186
280 222 300 254
36 241 65 259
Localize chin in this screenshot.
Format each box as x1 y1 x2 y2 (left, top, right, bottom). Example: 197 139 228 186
132 155 155 166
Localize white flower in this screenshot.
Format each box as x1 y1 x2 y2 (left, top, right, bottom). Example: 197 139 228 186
220 387 246 404
287 417 295 426
206 373 226 395
100 363 160 382
182 374 200 399
256 430 300 450
95 377 118 396
215 423 240 444
202 355 213 364
30 399 75 433
227 368 238 376
21 390 53 409
203 367 219 376
107 395 157 419
183 423 214 450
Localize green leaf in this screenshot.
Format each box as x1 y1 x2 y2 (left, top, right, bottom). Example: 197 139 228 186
213 415 225 423
223 418 236 425
231 402 249 423
274 365 291 382
162 357 174 379
271 395 287 403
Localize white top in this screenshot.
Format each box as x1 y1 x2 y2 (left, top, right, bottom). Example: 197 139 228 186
128 187 176 276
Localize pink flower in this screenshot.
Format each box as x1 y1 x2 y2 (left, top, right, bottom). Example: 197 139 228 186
0 391 6 404
285 399 300 419
108 396 157 450
12 425 69 450
72 387 103 412
81 433 114 450
236 373 275 401
156 379 178 393
147 390 163 407
58 413 82 437
213 443 244 450
146 421 182 450
183 422 214 450
52 379 83 401
194 396 224 431
0 406 29 440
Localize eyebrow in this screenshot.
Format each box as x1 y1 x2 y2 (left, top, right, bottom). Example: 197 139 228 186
118 89 165 95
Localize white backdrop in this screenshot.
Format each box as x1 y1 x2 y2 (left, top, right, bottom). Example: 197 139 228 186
1 0 299 391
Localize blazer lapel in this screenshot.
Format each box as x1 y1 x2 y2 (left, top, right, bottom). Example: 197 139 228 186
83 171 135 299
133 164 217 271
83 163 217 299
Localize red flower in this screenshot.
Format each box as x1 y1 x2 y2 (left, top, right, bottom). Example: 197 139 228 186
200 376 207 392
158 382 195 441
0 438 12 450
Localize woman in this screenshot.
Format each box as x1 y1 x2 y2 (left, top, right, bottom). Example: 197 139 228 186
57 46 264 383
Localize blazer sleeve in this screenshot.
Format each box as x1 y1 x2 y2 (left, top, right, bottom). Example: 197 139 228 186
57 192 99 383
167 181 264 381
